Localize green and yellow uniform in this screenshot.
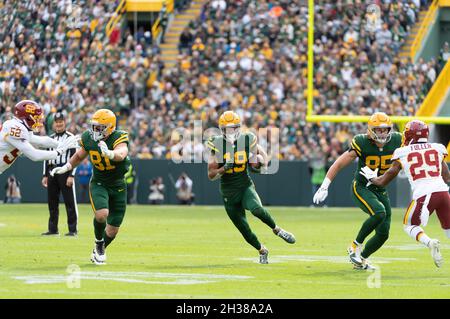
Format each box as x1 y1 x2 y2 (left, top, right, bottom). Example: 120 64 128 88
80 130 130 227
349 132 402 258
207 132 276 250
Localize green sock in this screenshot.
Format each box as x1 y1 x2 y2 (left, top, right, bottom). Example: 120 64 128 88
93 218 106 241
104 234 115 248
355 213 385 244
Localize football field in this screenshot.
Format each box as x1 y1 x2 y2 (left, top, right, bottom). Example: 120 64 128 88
0 204 448 299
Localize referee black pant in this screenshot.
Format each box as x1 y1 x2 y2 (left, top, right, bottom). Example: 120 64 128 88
47 172 78 233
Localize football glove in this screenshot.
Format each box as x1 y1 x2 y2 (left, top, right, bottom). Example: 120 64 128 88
360 166 378 187
56 135 79 156
98 141 115 160
313 177 331 204
223 160 234 172
50 163 72 176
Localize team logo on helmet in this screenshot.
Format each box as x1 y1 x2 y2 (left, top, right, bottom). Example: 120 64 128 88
13 100 43 131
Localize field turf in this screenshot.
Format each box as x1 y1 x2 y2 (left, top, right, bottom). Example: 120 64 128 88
0 204 448 298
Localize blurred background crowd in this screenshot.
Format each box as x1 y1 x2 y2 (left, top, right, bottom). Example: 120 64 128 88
0 0 443 163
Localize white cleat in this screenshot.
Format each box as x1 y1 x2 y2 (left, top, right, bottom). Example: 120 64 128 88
259 246 269 264
90 240 106 265
347 241 363 267
429 239 443 268
276 228 296 244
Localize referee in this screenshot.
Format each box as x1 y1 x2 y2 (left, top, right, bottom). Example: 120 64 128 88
41 112 78 236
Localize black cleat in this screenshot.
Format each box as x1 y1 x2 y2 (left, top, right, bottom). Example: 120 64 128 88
64 232 78 237
41 231 59 236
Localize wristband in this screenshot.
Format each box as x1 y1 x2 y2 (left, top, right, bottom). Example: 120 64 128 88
321 177 331 189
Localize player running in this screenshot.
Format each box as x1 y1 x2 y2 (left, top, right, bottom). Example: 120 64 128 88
313 112 402 270
51 109 130 265
207 111 295 264
0 100 78 174
360 120 450 268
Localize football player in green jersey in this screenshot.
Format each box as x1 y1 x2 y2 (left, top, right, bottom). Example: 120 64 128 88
313 112 402 270
51 109 131 265
207 111 296 264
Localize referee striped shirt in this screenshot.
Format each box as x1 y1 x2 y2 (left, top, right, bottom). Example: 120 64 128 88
43 131 77 177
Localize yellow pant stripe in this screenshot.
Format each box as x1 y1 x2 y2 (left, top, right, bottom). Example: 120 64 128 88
403 200 415 225
353 181 375 215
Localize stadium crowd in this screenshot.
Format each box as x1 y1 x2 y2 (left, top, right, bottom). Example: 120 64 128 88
0 0 441 162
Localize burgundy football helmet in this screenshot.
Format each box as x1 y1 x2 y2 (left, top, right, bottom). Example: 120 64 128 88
13 100 43 130
403 120 429 145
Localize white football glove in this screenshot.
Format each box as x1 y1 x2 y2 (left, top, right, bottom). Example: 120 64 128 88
360 166 378 187
313 177 331 204
98 141 115 160
56 135 80 156
50 163 72 176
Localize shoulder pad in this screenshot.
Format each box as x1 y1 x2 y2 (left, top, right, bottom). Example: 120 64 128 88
3 120 29 141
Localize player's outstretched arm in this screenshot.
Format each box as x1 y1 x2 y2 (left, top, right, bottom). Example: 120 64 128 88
313 150 357 204
441 160 450 184
51 147 88 176
326 150 358 182
29 134 59 149
7 137 60 162
366 161 402 187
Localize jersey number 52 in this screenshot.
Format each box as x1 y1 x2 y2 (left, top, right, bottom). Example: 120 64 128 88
407 150 440 181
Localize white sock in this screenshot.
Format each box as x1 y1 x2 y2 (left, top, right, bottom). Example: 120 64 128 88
404 225 431 247
444 229 450 239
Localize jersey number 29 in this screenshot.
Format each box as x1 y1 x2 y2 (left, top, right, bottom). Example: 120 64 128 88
407 149 440 181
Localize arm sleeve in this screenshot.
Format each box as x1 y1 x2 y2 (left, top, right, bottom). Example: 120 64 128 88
7 137 58 162
29 134 59 149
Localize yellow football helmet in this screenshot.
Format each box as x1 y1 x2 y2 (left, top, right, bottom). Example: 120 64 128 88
367 112 393 145
90 109 116 141
219 111 241 143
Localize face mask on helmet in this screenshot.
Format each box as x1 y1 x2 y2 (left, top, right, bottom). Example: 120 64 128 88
221 124 241 144
369 126 392 145
27 114 44 132
90 122 110 141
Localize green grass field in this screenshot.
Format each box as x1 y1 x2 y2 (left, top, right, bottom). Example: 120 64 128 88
0 204 448 299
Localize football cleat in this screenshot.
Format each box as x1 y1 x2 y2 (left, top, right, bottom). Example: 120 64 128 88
41 231 59 236
429 239 443 268
259 246 269 264
275 228 296 244
347 241 363 266
90 240 106 265
353 258 376 271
